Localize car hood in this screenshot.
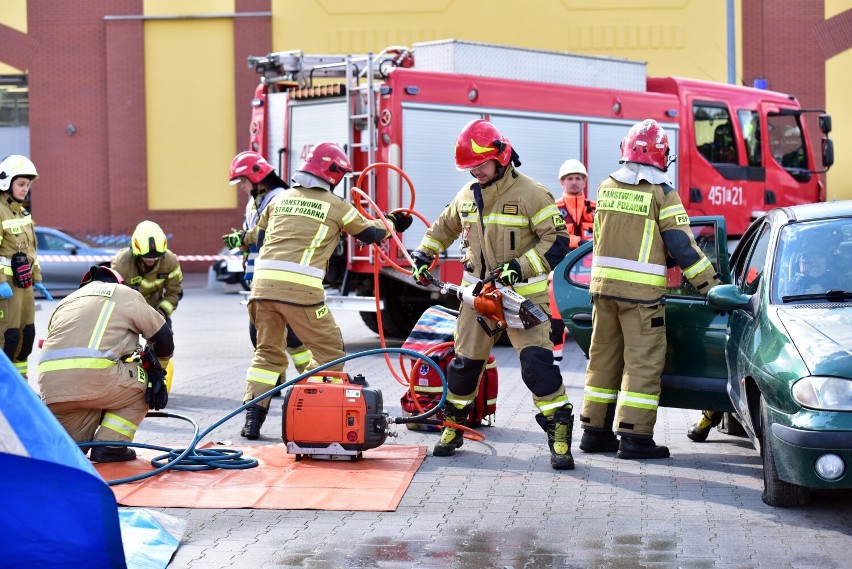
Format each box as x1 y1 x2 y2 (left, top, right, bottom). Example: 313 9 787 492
777 306 852 376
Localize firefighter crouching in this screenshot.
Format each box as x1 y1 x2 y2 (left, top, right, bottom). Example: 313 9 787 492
224 151 313 387
38 266 173 463
111 220 183 328
0 155 53 379
233 142 412 439
412 119 576 470
580 119 721 459
549 158 595 361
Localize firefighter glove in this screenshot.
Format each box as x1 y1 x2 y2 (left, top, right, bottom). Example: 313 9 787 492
34 282 53 301
496 260 522 286
411 252 434 286
385 212 413 234
0 282 11 299
141 346 169 410
222 229 245 250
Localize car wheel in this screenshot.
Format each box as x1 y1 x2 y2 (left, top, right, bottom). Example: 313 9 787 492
759 396 811 507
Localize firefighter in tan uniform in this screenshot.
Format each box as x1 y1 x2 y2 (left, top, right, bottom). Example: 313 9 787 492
223 151 312 380
235 142 412 439
549 158 596 361
412 120 575 470
111 220 183 327
38 266 173 463
0 155 53 378
579 119 721 459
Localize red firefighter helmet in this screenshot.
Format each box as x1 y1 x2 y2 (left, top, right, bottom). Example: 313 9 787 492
80 265 125 288
455 119 512 170
298 142 352 188
620 119 671 171
229 151 274 185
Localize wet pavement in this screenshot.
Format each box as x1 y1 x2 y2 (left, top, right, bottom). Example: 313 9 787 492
29 275 851 568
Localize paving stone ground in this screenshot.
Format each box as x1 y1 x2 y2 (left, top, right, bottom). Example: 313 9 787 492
29 274 851 568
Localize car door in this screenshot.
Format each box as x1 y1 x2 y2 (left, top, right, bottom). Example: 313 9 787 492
552 216 734 411
723 218 772 437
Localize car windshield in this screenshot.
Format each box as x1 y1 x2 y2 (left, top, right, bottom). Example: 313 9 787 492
773 218 852 303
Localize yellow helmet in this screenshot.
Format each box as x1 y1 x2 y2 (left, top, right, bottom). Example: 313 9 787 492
0 155 38 192
131 220 167 259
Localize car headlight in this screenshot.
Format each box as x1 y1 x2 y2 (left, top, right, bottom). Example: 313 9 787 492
792 376 852 411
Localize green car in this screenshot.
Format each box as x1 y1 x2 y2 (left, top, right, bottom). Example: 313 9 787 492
553 205 852 507
552 216 734 413
708 202 852 507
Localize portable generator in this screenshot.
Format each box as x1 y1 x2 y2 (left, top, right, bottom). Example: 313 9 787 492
281 371 388 461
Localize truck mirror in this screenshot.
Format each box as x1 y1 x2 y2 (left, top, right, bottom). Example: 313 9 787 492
819 114 832 134
822 138 834 169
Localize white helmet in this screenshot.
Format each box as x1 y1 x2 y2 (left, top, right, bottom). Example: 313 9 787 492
558 158 587 180
0 155 38 192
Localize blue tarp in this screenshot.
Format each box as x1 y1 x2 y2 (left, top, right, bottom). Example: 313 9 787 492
0 353 126 568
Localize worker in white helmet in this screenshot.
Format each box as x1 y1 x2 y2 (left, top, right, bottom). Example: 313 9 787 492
549 158 596 361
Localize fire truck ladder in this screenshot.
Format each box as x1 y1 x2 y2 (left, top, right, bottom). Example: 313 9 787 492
248 47 411 184
248 47 413 308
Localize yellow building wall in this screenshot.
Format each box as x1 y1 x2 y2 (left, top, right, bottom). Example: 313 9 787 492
825 1 852 201
271 0 738 83
0 0 28 73
143 0 237 210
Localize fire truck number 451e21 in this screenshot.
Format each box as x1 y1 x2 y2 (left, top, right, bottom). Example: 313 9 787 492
708 185 743 206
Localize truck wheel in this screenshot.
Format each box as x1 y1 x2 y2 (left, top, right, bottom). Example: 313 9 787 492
359 311 408 339
759 396 811 507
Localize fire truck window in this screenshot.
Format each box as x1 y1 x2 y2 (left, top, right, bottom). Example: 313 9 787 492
738 110 762 167
768 113 807 169
693 104 737 165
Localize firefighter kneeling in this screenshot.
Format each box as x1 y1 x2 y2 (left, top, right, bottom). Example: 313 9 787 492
38 266 173 463
412 120 575 470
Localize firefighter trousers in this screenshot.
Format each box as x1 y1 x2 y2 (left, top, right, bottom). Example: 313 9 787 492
581 297 666 438
449 301 568 415
47 368 148 444
245 299 344 409
0 285 35 378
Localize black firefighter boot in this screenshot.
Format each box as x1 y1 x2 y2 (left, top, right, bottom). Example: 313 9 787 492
617 436 671 460
433 403 472 457
687 410 723 442
241 404 268 440
535 405 575 470
90 445 137 463
579 404 620 453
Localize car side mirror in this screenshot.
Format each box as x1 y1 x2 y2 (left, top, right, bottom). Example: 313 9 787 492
63 243 78 255
708 284 751 312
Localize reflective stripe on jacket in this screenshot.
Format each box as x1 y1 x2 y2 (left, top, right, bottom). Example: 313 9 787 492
416 165 569 304
0 196 41 284
111 248 184 315
590 177 719 302
249 185 391 305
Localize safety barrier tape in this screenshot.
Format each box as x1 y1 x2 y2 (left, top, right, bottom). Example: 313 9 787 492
37 255 242 262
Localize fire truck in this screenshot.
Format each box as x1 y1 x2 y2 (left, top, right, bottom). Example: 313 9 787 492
246 40 834 337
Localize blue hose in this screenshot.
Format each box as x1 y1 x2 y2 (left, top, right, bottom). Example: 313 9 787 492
84 347 446 485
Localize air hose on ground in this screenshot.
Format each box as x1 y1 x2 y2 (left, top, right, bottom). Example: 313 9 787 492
83 347 447 486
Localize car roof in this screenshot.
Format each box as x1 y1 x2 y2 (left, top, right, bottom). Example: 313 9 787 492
777 200 852 222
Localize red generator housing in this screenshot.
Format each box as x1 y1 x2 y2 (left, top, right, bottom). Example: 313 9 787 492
281 372 388 461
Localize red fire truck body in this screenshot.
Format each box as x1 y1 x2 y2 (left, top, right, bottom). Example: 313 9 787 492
246 40 832 336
